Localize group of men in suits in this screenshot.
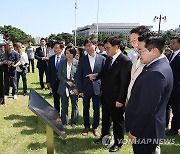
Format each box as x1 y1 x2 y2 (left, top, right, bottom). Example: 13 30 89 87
32 32 179 153
85 32 179 153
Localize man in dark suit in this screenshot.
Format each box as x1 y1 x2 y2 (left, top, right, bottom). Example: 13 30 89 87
77 38 106 136
166 36 180 136
87 36 132 152
46 41 65 114
35 38 48 90
125 33 173 154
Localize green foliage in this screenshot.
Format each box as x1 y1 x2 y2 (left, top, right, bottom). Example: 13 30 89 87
0 25 35 44
98 33 109 42
47 33 74 44
118 33 126 42
162 31 176 46
76 35 87 46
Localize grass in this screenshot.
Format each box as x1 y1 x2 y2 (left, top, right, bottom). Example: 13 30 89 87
0 61 180 154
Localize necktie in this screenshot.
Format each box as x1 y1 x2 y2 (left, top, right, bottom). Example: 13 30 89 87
42 47 45 57
168 52 174 62
56 57 60 71
108 57 113 70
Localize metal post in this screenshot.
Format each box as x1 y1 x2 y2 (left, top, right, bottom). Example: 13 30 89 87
75 0 77 47
96 0 99 41
46 124 54 154
158 14 162 34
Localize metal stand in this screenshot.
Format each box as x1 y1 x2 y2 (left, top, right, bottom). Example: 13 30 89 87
46 124 54 154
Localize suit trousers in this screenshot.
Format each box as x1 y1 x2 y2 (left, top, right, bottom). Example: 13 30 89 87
83 93 100 129
38 67 47 89
132 143 160 154
101 99 124 145
61 92 78 125
169 92 180 130
28 59 34 73
52 81 61 114
0 66 4 99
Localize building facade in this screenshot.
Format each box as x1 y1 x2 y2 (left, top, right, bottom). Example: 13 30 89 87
74 23 153 40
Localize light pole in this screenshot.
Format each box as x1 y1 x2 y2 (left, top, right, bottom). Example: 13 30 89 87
153 14 166 34
96 0 99 41
75 0 77 47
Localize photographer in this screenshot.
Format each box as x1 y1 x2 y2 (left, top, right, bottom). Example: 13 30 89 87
0 44 6 104
4 41 20 100
16 42 29 96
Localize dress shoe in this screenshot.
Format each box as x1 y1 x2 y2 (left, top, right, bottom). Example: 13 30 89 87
92 129 100 137
82 128 90 136
109 144 122 152
166 129 178 136
0 98 5 105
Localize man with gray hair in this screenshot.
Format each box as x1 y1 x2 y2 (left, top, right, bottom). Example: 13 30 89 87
4 41 20 100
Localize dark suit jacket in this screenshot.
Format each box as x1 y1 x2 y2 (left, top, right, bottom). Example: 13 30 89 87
77 54 105 95
167 52 180 93
125 57 173 139
96 53 132 105
46 54 66 89
35 47 48 69
57 58 78 96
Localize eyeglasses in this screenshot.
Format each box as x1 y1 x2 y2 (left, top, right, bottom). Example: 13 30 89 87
137 48 153 54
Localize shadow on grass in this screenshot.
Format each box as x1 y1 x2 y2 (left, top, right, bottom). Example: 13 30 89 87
27 136 103 153
27 141 46 150
4 114 46 134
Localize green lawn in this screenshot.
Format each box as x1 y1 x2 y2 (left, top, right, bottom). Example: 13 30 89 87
0 65 180 154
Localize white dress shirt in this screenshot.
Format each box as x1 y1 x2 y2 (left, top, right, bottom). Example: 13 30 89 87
127 48 138 64
111 50 121 65
88 53 96 72
66 62 72 97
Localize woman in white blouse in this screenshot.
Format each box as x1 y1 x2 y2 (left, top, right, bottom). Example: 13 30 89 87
57 46 79 128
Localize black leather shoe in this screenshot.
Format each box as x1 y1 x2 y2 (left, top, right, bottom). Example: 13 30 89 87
0 98 5 105
109 144 122 152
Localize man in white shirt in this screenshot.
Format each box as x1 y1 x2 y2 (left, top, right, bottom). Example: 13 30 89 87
77 38 106 136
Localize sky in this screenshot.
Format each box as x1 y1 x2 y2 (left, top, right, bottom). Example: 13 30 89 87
0 0 179 38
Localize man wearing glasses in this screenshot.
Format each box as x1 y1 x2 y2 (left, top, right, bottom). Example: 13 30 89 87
125 33 173 154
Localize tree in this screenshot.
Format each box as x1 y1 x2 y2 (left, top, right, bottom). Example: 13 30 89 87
76 35 87 46
0 25 35 44
98 33 109 42
162 31 175 46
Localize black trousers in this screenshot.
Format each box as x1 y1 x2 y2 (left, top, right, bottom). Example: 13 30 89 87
4 70 17 95
38 67 47 89
0 66 4 99
132 143 159 154
28 59 34 72
83 93 100 129
52 81 61 114
101 98 124 145
169 92 180 130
